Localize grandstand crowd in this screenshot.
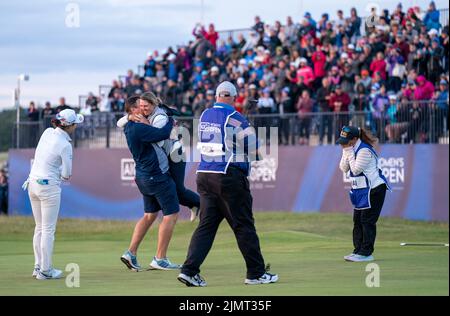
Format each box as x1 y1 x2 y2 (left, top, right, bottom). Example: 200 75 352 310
28 1 449 144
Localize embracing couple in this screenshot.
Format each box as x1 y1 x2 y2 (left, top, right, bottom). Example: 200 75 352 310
118 92 199 272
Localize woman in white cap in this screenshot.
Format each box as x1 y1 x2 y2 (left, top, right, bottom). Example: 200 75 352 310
23 109 84 280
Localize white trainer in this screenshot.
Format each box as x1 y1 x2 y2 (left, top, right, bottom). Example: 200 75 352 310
346 255 375 262
36 268 63 280
344 253 357 261
32 265 40 278
245 273 279 285
190 206 199 222
177 273 207 287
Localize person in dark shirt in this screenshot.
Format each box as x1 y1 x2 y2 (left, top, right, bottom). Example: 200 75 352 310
41 102 55 128
27 102 39 121
55 97 72 113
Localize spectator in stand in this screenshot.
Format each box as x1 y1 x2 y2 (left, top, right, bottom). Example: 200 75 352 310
385 96 411 143
428 37 445 84
27 101 40 147
394 34 410 61
253 16 265 36
110 90 125 119
415 75 435 102
41 101 55 128
312 46 327 89
296 89 314 145
359 69 372 92
201 23 219 48
386 94 399 127
371 84 389 138
335 10 345 28
317 77 333 145
86 92 100 113
109 80 123 98
41 102 54 119
388 49 407 92
193 91 207 118
441 29 449 71
330 85 351 139
28 102 39 121
235 89 246 113
125 69 134 86
126 75 144 97
278 87 294 145
349 8 362 41
432 79 449 141
370 52 387 81
297 58 315 88
257 88 276 141
423 1 441 31
55 97 71 113
0 169 7 215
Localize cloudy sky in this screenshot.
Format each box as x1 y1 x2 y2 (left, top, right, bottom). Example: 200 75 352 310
0 0 447 110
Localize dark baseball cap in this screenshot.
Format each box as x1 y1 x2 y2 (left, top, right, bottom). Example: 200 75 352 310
336 126 361 145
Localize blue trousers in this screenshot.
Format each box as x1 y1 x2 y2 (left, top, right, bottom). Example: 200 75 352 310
169 159 200 209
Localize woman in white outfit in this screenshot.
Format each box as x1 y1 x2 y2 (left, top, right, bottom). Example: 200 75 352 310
24 109 84 280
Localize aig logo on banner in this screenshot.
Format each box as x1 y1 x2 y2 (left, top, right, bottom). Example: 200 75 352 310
121 159 135 181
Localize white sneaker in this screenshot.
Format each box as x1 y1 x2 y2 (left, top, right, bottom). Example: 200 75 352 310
177 273 207 287
190 207 199 222
344 253 357 261
32 265 40 278
346 255 375 262
245 273 279 285
36 268 63 280
149 257 182 271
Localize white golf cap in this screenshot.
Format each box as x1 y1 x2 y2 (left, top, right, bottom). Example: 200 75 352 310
56 109 84 126
428 28 438 36
299 57 307 64
215 81 237 97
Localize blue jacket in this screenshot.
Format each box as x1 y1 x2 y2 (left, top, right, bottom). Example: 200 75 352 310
197 103 259 176
124 120 173 179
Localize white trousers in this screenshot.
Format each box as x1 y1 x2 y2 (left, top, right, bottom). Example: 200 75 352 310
28 181 61 272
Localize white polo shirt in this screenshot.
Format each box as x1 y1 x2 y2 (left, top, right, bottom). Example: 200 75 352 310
29 127 73 185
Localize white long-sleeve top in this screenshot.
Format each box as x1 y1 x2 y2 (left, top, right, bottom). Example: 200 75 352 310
117 109 182 157
29 127 73 184
339 139 385 189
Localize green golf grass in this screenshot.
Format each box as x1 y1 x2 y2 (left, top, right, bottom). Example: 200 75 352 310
0 213 448 296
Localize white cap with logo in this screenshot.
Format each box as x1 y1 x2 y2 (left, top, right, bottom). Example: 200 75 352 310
56 109 84 126
215 81 237 97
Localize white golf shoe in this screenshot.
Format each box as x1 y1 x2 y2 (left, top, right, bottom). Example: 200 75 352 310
32 265 40 278
245 272 279 285
190 206 199 222
36 268 63 280
344 253 357 261
345 255 375 262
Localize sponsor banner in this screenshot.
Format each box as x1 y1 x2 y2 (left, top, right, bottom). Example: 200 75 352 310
8 145 449 221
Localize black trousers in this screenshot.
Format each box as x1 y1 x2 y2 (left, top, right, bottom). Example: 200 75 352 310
181 167 266 279
353 184 387 256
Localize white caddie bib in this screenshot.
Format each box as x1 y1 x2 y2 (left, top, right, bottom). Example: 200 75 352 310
350 175 368 190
